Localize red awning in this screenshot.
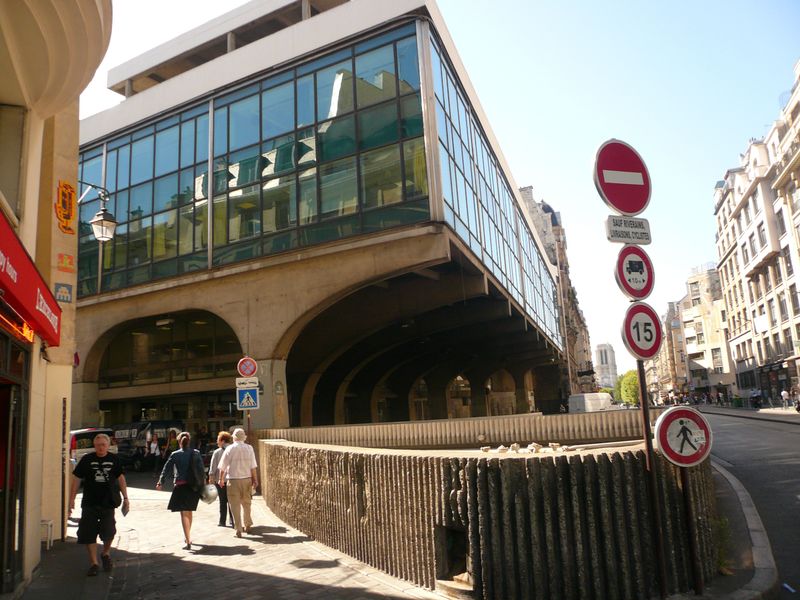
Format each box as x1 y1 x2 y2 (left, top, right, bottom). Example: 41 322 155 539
0 211 61 346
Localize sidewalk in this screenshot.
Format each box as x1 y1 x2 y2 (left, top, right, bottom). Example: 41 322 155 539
20 462 778 600
698 404 800 425
22 473 442 600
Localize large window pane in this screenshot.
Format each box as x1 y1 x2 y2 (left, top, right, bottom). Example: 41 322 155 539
194 201 208 251
262 175 296 233
106 150 118 192
262 82 294 139
297 74 315 127
228 145 260 188
118 145 130 189
155 126 179 176
261 134 295 178
228 185 261 241
154 173 178 212
213 107 227 157
178 168 194 205
129 183 152 218
194 165 208 201
358 102 399 151
320 157 357 218
403 137 428 201
153 210 178 260
229 95 260 150
128 216 153 265
355 45 396 108
130 136 154 184
298 168 317 225
396 37 420 93
81 156 102 197
317 115 356 162
111 223 128 269
316 60 354 120
401 94 423 138
360 145 402 209
297 128 316 166
180 121 195 168
213 195 227 246
196 114 209 163
114 190 128 227
178 205 194 255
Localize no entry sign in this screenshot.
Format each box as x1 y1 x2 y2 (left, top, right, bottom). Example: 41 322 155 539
594 139 651 216
615 245 654 300
654 407 713 467
621 302 663 360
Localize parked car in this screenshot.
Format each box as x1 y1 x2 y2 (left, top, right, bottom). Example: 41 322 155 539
112 420 184 471
69 428 118 468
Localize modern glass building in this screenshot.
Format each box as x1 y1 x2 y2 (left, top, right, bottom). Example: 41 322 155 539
76 0 563 431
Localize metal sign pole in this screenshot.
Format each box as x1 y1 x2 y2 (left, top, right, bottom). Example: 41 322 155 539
637 359 668 599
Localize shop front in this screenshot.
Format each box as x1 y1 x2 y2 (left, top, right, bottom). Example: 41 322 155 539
0 210 62 592
758 361 791 405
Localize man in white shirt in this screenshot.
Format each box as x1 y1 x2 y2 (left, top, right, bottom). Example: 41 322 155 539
218 428 258 537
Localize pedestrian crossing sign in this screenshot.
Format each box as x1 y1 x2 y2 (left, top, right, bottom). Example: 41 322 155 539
237 388 259 410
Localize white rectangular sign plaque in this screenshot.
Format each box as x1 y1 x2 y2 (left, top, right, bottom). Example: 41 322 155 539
236 376 259 389
605 215 651 244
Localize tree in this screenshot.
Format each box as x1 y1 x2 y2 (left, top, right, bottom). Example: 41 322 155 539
619 370 640 405
599 386 614 397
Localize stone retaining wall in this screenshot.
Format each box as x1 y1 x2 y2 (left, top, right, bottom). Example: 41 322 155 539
256 408 664 449
260 440 717 599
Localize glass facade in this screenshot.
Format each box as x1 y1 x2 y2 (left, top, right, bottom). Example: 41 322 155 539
429 36 562 348
78 24 428 297
98 312 240 389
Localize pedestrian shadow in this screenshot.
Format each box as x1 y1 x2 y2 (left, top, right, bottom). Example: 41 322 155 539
246 533 310 545
246 525 287 534
189 544 256 556
290 558 340 569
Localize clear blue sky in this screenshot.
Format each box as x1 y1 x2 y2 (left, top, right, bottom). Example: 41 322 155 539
80 0 800 373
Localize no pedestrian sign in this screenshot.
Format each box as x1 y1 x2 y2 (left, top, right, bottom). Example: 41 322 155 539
654 407 713 467
594 139 651 216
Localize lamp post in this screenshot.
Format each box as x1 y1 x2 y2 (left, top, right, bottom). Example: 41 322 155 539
77 180 117 292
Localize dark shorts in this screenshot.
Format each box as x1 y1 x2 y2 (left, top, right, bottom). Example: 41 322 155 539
168 483 201 512
77 506 116 544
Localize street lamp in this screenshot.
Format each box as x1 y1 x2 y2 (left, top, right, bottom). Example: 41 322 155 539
77 180 117 242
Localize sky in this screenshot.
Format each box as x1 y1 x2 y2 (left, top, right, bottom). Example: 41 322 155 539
79 0 800 374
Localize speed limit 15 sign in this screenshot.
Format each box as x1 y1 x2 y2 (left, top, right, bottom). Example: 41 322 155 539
621 302 663 360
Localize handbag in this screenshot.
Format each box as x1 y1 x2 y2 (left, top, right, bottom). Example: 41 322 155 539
200 483 218 504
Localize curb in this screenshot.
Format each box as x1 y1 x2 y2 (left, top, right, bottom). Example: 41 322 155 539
699 407 800 427
710 460 779 600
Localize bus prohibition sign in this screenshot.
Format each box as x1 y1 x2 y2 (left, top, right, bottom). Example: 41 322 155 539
654 406 712 467
621 301 663 360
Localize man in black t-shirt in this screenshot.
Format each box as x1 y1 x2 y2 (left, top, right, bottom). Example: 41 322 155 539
69 433 129 576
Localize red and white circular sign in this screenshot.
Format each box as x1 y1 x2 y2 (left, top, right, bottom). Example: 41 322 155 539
594 139 651 216
621 302 662 360
654 407 713 467
615 245 655 300
237 356 258 377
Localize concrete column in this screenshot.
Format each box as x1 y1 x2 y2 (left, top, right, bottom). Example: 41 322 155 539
251 359 288 429
301 0 312 20
124 79 134 97
533 363 561 414
464 366 495 417
424 376 449 420
226 31 237 53
71 382 100 428
508 365 533 413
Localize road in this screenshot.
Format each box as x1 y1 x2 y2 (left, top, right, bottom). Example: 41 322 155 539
704 413 800 597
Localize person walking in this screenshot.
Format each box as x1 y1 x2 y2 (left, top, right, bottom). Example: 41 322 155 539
156 431 204 550
69 433 129 576
208 431 234 527
218 428 258 538
149 433 161 475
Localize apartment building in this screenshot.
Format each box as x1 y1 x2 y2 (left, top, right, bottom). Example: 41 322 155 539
714 59 800 401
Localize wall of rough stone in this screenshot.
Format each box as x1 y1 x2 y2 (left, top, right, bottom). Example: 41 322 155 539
260 441 716 599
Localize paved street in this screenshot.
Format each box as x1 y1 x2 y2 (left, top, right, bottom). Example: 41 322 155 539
703 409 800 598
23 472 442 600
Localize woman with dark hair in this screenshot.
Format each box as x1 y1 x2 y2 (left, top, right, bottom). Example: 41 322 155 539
156 431 204 549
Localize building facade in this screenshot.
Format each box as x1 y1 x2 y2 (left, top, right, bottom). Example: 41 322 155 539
0 1 112 591
75 0 566 435
520 188 593 396
595 343 618 390
714 59 800 402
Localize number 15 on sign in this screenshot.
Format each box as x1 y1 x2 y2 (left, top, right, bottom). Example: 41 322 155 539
622 302 663 360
